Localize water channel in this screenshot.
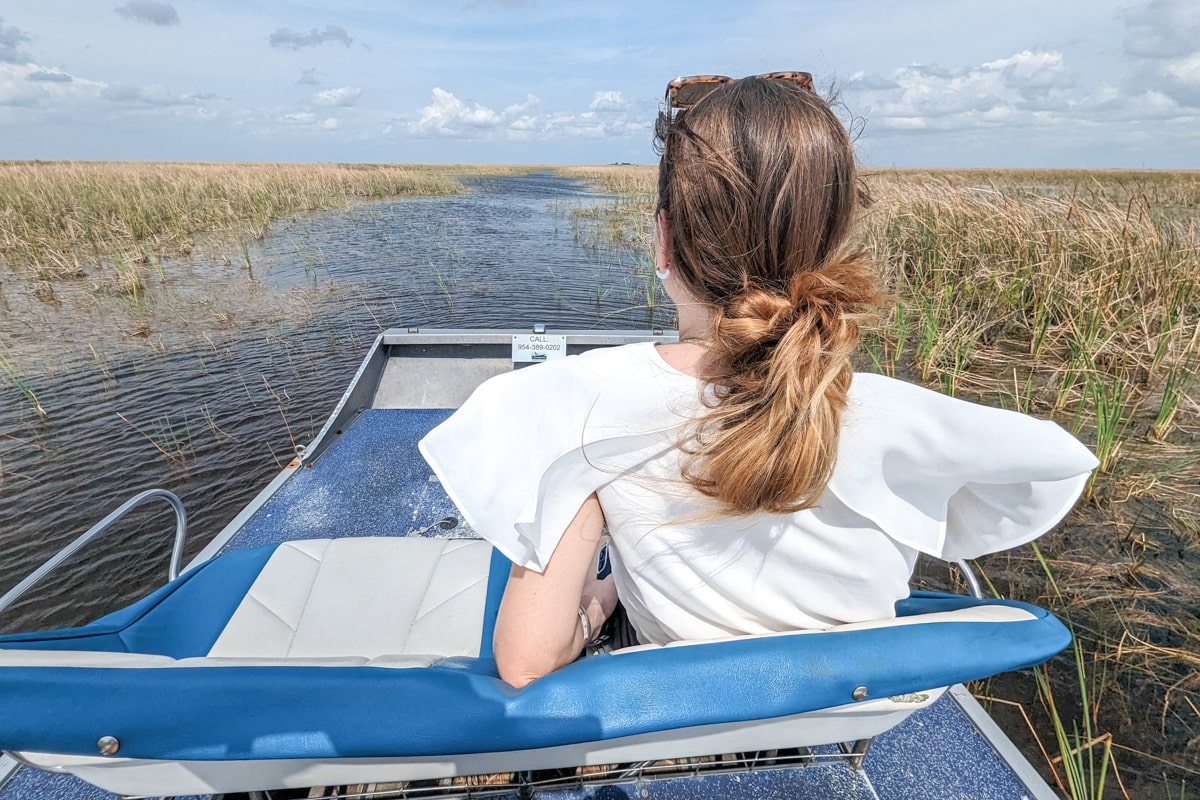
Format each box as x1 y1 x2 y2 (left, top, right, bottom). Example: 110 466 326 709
0 173 670 632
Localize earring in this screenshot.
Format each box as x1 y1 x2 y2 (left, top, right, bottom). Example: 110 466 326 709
655 268 671 280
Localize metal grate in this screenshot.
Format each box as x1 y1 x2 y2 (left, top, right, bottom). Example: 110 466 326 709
206 744 871 800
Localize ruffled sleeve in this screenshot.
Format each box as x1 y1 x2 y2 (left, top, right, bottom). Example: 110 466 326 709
830 373 1099 560
418 346 688 572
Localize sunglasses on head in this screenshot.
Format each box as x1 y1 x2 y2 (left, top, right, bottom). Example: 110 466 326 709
666 71 815 110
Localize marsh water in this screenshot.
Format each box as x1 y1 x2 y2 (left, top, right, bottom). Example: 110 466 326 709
0 173 671 632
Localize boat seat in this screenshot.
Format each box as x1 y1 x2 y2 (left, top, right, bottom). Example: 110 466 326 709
0 536 1070 797
207 537 494 660
0 536 508 667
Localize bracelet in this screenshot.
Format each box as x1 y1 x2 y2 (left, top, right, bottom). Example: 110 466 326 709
577 604 593 643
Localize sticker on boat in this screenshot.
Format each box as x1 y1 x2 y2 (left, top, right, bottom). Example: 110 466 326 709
512 334 566 362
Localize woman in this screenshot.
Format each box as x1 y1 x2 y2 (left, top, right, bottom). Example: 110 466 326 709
419 73 1098 688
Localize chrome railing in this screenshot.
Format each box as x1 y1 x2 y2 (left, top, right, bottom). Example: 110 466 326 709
0 489 187 616
956 558 984 599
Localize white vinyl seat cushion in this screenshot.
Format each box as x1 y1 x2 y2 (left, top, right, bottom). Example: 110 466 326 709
207 537 494 660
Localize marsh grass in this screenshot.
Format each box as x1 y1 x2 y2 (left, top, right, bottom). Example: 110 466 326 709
0 345 49 421
0 161 467 293
861 170 1199 798
556 165 657 198
115 410 195 466
567 164 1200 798
0 162 544 374
551 170 662 321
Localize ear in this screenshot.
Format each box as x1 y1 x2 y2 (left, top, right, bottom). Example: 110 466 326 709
655 210 673 272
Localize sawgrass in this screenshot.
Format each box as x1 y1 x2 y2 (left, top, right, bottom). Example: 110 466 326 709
849 169 1198 799
0 161 473 294
0 345 48 421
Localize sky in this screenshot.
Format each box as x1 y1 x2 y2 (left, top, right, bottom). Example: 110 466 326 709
1 0 1198 168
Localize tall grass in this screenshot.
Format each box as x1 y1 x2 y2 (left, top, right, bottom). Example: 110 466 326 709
553 168 661 320
0 345 48 421
862 171 1199 797
556 165 657 197
0 161 467 291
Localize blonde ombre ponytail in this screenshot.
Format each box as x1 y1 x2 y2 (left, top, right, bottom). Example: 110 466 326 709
655 76 882 514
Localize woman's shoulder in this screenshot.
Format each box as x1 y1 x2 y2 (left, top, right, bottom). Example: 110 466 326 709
845 371 1075 439
848 371 964 407
833 372 1098 559
844 370 1090 456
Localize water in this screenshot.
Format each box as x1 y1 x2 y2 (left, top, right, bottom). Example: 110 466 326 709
0 173 671 633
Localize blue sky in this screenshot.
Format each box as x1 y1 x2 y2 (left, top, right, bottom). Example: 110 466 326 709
2 0 1198 167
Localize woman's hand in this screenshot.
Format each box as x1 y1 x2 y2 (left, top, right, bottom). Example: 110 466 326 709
581 574 618 637
493 493 611 688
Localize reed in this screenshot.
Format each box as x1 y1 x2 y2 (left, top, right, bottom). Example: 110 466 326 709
0 346 49 421
860 171 1199 796
555 165 656 197
552 169 658 319
1035 643 1121 800
431 263 455 312
0 161 468 292
115 410 195 466
1153 359 1196 440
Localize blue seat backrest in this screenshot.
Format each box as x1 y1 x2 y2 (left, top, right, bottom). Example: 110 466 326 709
0 545 277 658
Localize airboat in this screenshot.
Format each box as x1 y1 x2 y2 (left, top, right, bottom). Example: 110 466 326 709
0 328 1069 800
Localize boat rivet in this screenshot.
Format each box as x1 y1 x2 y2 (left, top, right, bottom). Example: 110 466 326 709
97 735 120 756
852 686 869 701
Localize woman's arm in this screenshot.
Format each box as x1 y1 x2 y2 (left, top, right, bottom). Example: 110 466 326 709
493 492 616 688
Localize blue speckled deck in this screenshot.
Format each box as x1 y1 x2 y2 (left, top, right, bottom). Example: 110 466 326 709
223 408 463 553
0 765 207 800
0 767 119 800
865 692 1038 800
531 757 878 800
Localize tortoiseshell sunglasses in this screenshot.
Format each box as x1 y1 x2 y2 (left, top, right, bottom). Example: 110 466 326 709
666 71 815 110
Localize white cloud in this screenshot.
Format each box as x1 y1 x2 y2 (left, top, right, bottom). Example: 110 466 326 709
0 59 224 131
311 86 361 107
1120 0 1200 108
1157 53 1200 106
841 44 1200 167
981 50 1075 91
321 117 339 130
1163 53 1200 84
504 94 539 117
100 81 198 107
282 111 316 125
407 87 643 142
849 50 1093 132
881 117 927 130
588 90 628 111
1 62 96 108
408 88 504 136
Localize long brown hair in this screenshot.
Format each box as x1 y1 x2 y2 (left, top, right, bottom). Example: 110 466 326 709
655 76 882 515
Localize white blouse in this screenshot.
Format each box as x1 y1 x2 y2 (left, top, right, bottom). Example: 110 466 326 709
418 342 1098 645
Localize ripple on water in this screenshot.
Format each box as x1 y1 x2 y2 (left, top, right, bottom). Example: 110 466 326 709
0 173 672 633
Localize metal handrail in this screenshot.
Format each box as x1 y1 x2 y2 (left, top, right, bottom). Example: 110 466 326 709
954 558 984 599
0 489 187 616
